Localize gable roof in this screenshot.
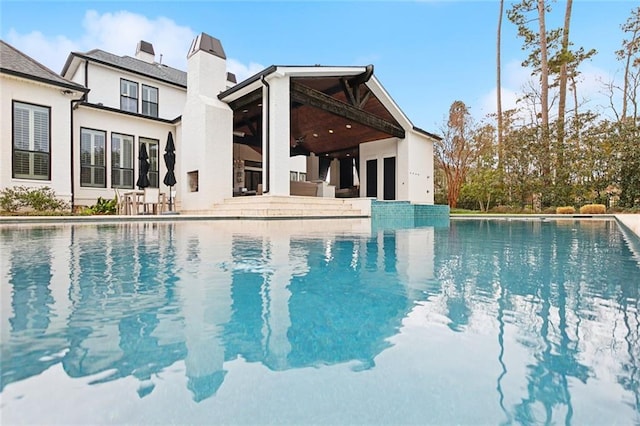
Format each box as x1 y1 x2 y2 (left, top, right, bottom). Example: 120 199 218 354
0 40 87 92
61 49 188 88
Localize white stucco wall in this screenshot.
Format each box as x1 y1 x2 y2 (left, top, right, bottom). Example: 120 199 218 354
264 74 291 196
290 155 307 179
358 132 434 203
180 48 233 211
0 74 80 204
73 105 177 206
404 131 434 204
359 137 397 200
82 62 186 120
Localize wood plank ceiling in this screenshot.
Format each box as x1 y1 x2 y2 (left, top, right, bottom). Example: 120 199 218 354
229 71 404 160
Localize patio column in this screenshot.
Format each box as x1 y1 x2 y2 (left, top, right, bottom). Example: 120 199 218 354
263 73 291 196
329 158 340 188
306 153 319 181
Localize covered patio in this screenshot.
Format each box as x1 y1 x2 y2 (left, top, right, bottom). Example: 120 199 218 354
219 65 437 202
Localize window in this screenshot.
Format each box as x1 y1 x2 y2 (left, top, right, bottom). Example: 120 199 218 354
290 171 298 181
299 172 307 182
141 137 159 187
13 101 50 180
80 128 106 187
120 79 138 113
111 133 134 188
142 85 158 117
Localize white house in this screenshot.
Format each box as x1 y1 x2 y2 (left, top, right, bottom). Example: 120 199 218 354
1 41 86 203
1 33 441 215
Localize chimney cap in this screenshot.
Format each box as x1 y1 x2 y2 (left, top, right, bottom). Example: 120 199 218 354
188 33 225 60
137 40 155 55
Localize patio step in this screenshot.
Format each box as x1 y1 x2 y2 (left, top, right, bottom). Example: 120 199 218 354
186 196 369 218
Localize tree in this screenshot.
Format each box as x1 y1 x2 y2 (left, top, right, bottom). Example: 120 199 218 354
497 0 505 170
508 0 553 198
554 0 573 203
434 101 486 208
508 0 596 207
608 7 640 207
617 7 640 120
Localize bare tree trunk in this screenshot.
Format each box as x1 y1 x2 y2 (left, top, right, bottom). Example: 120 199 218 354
537 0 551 194
619 7 640 120
497 0 505 171
556 0 572 200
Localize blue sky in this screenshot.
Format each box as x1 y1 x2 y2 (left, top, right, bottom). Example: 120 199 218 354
1 1 636 131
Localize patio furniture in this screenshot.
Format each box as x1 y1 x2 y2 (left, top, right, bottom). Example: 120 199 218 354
114 188 128 215
141 188 165 214
123 190 144 215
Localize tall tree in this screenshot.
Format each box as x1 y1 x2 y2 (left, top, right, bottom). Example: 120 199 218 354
617 6 640 120
508 0 553 197
554 0 573 203
435 101 484 208
496 0 505 170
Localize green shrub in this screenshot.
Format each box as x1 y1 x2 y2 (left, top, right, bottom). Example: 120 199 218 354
0 186 69 213
82 197 117 215
556 206 576 214
579 204 606 214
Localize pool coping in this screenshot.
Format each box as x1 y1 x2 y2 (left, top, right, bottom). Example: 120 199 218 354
1 213 639 238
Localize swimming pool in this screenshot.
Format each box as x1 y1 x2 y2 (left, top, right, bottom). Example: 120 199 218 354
1 218 639 424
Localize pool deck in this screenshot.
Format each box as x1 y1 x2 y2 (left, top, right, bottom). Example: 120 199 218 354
616 214 640 238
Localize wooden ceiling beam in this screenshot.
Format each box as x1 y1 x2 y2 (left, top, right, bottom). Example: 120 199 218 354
229 89 262 111
290 82 405 139
234 135 261 147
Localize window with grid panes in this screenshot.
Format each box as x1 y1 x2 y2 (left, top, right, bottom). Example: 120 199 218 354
111 133 134 188
80 128 106 187
141 138 159 187
13 101 50 180
120 79 138 113
142 85 158 117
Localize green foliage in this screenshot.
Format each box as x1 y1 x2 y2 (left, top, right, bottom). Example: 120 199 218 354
0 186 69 213
617 121 640 207
82 197 117 215
439 5 639 214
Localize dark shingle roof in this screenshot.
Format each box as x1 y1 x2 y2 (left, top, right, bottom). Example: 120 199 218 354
68 49 187 88
0 40 86 91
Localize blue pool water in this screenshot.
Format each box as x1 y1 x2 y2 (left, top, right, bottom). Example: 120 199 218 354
1 218 639 425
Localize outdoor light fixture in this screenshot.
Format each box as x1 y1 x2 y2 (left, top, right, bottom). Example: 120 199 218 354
345 124 352 129
313 133 318 138
328 129 334 134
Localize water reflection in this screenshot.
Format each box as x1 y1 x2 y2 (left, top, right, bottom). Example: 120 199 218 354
0 219 638 423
